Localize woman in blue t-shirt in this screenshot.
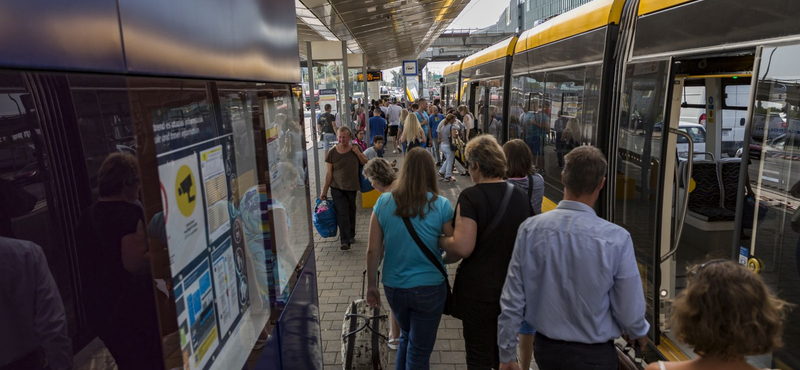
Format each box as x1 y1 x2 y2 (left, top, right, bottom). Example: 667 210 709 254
366 148 454 369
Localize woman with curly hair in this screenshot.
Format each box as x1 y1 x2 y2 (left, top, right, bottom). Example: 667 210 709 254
646 259 789 370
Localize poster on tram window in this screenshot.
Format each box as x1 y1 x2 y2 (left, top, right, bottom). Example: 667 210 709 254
157 118 263 370
159 153 208 272
200 146 231 243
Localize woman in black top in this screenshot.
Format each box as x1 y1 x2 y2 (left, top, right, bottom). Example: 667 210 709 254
76 153 163 369
439 135 533 370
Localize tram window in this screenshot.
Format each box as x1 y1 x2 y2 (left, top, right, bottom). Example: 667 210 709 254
744 44 800 368
615 60 671 341
542 67 589 204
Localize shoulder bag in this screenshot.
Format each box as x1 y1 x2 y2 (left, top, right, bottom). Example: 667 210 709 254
401 183 514 318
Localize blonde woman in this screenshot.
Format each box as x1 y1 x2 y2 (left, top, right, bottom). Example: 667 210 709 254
399 109 409 154
401 110 426 150
562 117 583 152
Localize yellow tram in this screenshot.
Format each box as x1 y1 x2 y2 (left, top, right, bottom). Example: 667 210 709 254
442 0 800 366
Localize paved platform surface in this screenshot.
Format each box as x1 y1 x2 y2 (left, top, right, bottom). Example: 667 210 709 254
305 141 535 369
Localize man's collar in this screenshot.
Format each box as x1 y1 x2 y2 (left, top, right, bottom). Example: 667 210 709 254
556 200 596 214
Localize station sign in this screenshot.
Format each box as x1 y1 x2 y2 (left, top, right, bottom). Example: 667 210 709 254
402 60 418 76
357 71 383 82
319 88 337 112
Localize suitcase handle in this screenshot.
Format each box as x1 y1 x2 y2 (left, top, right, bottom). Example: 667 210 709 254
361 269 380 300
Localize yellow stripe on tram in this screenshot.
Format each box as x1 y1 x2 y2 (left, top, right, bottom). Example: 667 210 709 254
657 335 691 362
542 197 557 213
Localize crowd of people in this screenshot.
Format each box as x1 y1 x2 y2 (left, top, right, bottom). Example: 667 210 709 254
319 99 791 370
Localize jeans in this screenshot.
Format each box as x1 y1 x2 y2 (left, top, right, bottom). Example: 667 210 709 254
384 282 447 370
439 143 454 179
459 296 502 370
330 187 356 244
322 133 336 151
533 333 617 370
430 139 441 163
293 151 306 185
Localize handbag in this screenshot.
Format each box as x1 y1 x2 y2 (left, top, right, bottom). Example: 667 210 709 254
401 183 514 318
358 166 374 193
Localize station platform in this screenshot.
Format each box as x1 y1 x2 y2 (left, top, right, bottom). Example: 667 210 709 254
305 140 487 369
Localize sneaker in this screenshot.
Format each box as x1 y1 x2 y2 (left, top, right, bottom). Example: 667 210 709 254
392 150 397 154
444 177 456 183
349 237 356 245
340 243 351 250
438 172 445 179
436 162 442 166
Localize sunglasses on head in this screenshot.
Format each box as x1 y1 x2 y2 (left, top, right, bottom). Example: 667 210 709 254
688 259 728 278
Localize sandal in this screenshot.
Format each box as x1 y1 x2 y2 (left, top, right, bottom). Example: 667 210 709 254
388 338 399 350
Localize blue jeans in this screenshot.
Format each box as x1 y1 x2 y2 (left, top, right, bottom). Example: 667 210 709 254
384 282 447 370
322 133 336 151
439 143 454 179
430 139 441 163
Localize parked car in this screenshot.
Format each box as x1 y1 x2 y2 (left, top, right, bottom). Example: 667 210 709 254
10 162 40 185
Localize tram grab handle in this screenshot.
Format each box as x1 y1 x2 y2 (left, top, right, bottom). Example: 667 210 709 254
662 128 694 263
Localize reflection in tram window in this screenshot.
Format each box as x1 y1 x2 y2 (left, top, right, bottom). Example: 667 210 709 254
511 66 597 207
743 44 800 368
259 88 312 304
615 61 670 339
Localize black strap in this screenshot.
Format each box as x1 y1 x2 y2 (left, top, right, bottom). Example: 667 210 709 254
372 306 381 369
344 301 358 369
402 217 449 282
527 175 534 202
478 182 514 245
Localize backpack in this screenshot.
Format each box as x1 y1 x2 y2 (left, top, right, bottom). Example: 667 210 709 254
319 114 332 133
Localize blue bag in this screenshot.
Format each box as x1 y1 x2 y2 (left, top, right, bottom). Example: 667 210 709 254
313 199 337 238
359 166 374 193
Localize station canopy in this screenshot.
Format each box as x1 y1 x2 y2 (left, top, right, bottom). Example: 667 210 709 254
295 0 470 69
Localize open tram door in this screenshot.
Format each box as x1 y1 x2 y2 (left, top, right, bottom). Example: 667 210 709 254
617 48 800 367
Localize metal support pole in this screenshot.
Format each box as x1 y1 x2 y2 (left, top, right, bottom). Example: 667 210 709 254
418 64 423 100
307 42 322 196
341 41 351 130
362 54 369 140
362 55 369 110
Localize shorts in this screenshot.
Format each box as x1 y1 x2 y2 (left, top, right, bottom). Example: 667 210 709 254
389 126 399 136
519 320 536 335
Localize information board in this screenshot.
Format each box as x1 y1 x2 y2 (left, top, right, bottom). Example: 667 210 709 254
155 98 267 370
319 88 337 111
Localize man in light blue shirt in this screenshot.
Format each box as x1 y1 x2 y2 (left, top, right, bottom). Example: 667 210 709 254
498 146 649 370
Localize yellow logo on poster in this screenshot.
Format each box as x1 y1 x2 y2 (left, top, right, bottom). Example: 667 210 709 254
176 165 197 217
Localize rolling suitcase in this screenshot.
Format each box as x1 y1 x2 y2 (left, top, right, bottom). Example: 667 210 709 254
341 270 389 370
616 341 644 370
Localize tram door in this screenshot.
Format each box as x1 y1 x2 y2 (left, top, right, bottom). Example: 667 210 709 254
619 49 800 367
